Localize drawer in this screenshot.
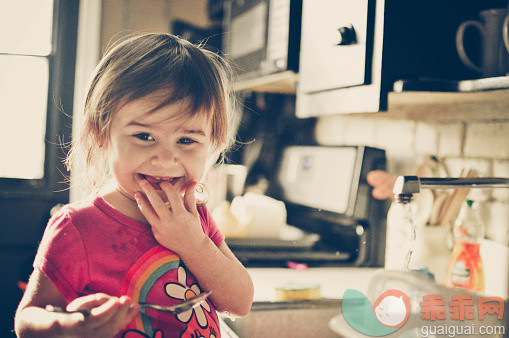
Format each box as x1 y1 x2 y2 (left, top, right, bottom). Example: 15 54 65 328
298 0 372 93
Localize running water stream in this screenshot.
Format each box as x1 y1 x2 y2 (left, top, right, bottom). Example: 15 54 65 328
403 203 417 271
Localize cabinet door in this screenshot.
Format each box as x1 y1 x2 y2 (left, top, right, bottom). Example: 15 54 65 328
299 0 370 93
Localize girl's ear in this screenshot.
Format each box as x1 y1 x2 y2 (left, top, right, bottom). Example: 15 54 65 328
94 129 109 149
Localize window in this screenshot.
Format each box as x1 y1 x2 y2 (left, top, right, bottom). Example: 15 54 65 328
0 0 79 196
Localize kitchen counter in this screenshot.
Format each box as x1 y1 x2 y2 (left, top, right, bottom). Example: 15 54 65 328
244 239 509 302
248 267 380 301
223 267 508 338
222 267 381 337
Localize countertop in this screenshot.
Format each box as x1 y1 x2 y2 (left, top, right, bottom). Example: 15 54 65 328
248 267 380 301
223 267 379 338
226 267 508 338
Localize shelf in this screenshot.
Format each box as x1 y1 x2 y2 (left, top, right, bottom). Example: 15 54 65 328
233 71 298 94
233 72 509 121
382 89 509 121
313 88 509 122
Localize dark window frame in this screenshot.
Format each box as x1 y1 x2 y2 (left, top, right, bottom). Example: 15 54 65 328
0 0 80 202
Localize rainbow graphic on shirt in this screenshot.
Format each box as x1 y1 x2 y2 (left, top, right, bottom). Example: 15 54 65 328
120 246 220 337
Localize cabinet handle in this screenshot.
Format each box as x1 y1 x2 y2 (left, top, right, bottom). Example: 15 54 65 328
337 25 357 45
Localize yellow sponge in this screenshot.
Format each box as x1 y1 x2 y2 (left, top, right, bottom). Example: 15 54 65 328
275 282 321 301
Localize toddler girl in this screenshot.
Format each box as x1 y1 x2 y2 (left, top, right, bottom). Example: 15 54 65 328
15 33 253 338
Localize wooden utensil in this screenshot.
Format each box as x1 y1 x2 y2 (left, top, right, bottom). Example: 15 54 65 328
439 169 479 225
429 191 449 225
436 169 466 225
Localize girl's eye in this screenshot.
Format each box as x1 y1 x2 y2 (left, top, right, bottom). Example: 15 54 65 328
134 133 155 141
178 137 196 145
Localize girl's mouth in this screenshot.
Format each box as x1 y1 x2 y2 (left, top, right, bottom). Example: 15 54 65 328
139 174 180 190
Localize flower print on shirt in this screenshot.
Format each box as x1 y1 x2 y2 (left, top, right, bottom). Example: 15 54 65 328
122 329 163 338
190 330 216 338
165 266 211 328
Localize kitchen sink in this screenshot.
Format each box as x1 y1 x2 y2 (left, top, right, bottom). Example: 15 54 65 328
220 299 342 338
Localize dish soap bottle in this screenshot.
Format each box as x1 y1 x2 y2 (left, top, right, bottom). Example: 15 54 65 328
446 199 485 292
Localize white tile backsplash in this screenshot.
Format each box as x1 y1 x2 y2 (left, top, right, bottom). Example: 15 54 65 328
442 157 491 177
315 116 348 145
437 123 464 157
315 116 509 245
464 122 509 158
494 160 509 177
341 117 378 146
414 122 438 155
484 201 509 245
375 119 416 156
493 160 509 202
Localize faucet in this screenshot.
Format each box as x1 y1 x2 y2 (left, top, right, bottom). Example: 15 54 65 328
393 176 509 204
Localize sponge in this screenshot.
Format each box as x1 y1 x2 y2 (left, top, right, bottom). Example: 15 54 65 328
275 282 321 301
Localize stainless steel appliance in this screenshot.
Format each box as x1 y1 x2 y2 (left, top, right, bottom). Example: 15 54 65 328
227 145 387 267
222 0 301 81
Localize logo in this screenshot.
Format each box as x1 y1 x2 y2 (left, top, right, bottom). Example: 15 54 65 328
342 289 410 336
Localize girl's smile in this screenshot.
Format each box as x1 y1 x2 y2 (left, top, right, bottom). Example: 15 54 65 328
103 91 213 216
137 174 182 191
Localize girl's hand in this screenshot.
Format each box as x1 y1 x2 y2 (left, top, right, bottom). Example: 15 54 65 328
135 180 207 254
58 293 139 338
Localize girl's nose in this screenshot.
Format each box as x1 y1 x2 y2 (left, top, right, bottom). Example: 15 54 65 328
150 146 178 167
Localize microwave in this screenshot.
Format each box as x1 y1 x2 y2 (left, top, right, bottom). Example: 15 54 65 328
222 0 302 82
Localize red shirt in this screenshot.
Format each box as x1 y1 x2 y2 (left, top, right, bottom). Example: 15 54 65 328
34 195 224 338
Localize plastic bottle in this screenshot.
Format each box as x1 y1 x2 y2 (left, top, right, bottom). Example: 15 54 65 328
446 199 485 292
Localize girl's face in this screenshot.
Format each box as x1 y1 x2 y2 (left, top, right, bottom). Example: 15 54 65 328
105 91 213 201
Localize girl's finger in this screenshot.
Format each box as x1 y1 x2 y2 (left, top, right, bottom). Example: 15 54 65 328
68 297 120 330
160 181 185 213
66 293 110 312
88 297 121 325
139 180 167 214
134 192 159 224
56 312 87 332
184 181 198 214
108 296 134 333
121 303 141 329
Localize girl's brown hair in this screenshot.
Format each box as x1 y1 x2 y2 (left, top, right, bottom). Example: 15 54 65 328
67 33 236 189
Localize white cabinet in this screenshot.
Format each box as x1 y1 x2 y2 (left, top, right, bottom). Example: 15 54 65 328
296 0 385 117
298 0 369 93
